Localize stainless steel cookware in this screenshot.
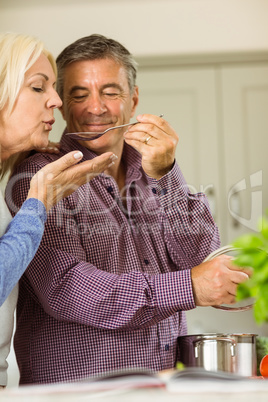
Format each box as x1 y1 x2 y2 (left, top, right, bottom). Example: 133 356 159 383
178 333 257 377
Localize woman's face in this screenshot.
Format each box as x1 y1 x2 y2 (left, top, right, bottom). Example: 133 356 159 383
0 53 62 161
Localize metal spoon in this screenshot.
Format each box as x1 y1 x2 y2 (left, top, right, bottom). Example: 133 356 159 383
66 114 164 141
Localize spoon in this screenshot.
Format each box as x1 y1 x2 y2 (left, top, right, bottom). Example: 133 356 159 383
66 114 164 141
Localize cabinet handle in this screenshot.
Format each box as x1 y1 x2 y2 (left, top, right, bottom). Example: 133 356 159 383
229 191 240 228
206 187 216 221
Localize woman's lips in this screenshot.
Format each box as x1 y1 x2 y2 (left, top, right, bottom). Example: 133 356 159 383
44 119 55 131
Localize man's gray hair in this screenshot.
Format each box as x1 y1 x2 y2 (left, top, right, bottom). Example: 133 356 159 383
56 34 138 100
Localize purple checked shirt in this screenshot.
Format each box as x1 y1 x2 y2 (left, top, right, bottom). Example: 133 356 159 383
8 133 220 385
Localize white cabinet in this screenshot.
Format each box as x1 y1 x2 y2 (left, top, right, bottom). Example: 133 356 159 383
136 62 268 246
136 60 268 335
220 64 268 243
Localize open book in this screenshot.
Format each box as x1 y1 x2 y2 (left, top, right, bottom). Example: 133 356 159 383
2 367 268 400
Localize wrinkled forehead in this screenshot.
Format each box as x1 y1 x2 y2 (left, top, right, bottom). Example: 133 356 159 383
62 58 130 92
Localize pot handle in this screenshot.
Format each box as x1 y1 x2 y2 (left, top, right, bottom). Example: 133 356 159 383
203 245 254 312
194 337 237 358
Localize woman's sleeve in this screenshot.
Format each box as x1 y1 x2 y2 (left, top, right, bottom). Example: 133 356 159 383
0 198 46 306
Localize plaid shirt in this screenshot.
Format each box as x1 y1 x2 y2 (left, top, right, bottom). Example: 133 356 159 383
8 133 220 385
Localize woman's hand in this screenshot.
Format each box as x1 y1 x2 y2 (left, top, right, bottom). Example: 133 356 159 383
27 150 117 211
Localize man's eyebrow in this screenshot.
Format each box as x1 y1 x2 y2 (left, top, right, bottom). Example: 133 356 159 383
102 83 122 91
69 86 88 95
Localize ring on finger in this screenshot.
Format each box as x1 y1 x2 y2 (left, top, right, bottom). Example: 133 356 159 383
144 135 152 145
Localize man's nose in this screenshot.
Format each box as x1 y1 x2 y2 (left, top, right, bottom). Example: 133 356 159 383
85 94 107 115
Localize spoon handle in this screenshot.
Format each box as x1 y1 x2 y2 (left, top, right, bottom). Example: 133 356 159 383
66 114 164 141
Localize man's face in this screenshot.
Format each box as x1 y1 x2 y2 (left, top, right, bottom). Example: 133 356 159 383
60 58 138 154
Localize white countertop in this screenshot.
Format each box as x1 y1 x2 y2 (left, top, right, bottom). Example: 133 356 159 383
2 374 268 402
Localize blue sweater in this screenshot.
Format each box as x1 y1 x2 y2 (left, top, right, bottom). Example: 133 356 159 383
0 197 46 306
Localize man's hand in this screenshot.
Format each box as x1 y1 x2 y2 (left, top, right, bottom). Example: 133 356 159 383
123 114 178 179
191 255 252 306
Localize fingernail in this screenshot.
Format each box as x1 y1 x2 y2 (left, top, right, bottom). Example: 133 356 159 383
110 154 118 162
74 151 83 159
108 161 115 168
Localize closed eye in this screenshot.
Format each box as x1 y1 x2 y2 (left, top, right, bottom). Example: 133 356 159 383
32 87 43 93
72 95 88 102
103 92 121 99
74 95 87 99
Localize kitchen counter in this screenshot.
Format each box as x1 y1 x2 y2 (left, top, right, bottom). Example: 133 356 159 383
3 387 268 402
1 371 268 402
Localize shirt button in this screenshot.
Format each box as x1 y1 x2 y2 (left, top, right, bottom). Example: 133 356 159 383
165 344 170 351
152 188 157 194
107 186 113 193
144 259 149 265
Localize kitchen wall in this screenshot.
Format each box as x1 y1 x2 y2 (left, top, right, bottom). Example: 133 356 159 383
1 0 267 141
1 0 268 57
1 0 268 387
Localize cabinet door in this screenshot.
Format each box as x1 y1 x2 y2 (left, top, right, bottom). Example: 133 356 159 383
220 64 268 243
136 67 221 228
136 63 268 335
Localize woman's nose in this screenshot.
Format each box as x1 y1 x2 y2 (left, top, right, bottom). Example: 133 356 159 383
47 89 62 109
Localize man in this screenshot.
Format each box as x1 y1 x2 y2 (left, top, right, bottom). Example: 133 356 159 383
8 34 249 385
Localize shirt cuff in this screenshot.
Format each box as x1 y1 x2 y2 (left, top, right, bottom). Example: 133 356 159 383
154 269 196 316
146 162 189 209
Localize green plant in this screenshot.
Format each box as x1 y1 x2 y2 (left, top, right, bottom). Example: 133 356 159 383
232 214 268 325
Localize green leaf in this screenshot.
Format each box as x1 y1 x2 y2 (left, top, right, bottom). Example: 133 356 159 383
259 216 268 239
233 250 268 269
236 282 251 301
237 276 258 301
258 283 268 299
252 266 268 284
232 212 268 325
232 234 263 250
253 297 268 325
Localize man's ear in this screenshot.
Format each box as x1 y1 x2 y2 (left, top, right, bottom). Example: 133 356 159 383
130 86 139 118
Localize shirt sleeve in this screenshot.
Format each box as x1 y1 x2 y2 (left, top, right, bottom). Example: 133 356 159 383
0 198 46 306
17 223 195 330
146 161 221 268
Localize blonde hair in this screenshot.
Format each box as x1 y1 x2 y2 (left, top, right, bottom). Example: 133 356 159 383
0 32 57 179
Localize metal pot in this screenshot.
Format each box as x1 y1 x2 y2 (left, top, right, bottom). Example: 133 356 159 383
178 333 257 377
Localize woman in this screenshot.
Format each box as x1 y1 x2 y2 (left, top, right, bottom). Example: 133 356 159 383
0 32 116 388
